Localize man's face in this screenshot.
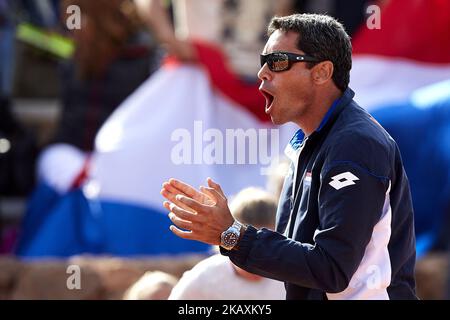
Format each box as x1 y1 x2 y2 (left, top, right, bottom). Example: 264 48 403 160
258 30 315 126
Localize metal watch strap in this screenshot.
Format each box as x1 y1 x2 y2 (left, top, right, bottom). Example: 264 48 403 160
231 220 242 230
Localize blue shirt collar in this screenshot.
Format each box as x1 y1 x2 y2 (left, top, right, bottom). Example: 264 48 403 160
288 129 304 151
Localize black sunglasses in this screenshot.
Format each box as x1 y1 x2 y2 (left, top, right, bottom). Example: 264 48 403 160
260 52 319 72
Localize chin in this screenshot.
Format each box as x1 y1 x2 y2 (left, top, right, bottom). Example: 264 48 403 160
270 115 287 126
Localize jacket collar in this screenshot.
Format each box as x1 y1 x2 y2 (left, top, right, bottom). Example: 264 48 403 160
314 87 355 135
284 87 355 162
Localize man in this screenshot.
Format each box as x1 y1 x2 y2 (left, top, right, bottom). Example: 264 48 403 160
161 14 417 300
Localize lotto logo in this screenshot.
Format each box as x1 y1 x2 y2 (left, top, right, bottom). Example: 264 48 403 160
329 172 359 190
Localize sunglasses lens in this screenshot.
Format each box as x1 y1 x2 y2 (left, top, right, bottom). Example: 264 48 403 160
271 53 289 71
261 53 289 71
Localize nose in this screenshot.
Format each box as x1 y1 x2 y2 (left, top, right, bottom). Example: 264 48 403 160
257 63 272 81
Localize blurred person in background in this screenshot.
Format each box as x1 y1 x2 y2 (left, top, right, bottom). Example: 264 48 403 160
0 0 41 253
169 187 285 300
123 271 178 300
1 0 40 254
52 0 157 152
15 0 162 257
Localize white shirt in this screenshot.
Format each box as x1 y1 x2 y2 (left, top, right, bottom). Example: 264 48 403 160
169 254 285 300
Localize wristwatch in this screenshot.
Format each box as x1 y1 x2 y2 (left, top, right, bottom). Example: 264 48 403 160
220 220 244 250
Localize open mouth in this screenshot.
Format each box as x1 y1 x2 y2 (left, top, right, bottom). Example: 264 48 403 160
259 87 275 114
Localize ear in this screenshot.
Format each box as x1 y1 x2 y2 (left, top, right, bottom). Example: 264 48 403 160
311 61 334 86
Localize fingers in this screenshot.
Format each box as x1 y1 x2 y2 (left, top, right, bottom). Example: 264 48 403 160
176 195 210 213
166 202 204 239
169 225 196 240
162 178 216 206
206 178 227 201
200 186 222 203
161 182 195 213
164 201 203 223
168 212 193 231
165 179 213 205
162 182 185 197
169 178 203 200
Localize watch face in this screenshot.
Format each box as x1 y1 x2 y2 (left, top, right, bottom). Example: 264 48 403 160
223 231 239 247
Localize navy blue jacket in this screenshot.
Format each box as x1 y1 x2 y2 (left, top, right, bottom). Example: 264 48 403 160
222 88 417 300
